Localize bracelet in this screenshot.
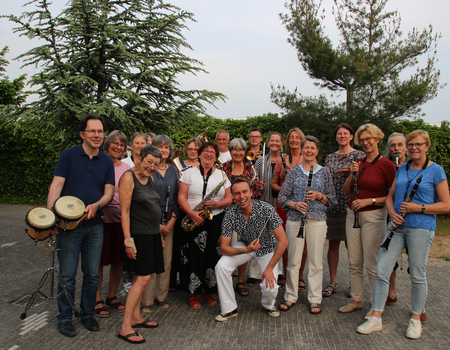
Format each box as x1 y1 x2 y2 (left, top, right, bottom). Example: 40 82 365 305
124 238 137 253
320 194 324 201
421 205 426 213
172 215 177 219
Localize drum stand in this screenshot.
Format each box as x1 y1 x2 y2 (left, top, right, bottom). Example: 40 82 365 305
20 236 79 320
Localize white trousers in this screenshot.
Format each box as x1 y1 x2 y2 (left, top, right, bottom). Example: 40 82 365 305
215 242 279 314
285 220 327 304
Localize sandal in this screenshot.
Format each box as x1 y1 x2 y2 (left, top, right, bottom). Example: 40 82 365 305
202 293 218 307
141 305 151 313
310 303 321 315
346 286 352 298
94 300 109 318
279 301 295 311
154 299 169 309
105 295 125 312
322 283 337 297
188 294 202 309
235 282 249 297
298 279 306 293
278 277 286 290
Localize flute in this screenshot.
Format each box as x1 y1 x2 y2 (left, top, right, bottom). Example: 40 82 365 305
297 165 314 238
261 143 266 180
380 175 423 251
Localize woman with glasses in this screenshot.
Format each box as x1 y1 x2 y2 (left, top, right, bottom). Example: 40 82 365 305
95 131 131 318
357 130 449 339
222 138 264 296
122 132 147 167
118 145 164 344
339 124 396 314
141 135 180 311
271 127 308 291
182 137 202 169
178 142 232 309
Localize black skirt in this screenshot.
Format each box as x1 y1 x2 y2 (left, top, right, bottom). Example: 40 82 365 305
123 233 164 276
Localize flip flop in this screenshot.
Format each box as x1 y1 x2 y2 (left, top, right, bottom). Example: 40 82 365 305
279 301 295 311
117 332 145 344
132 320 158 328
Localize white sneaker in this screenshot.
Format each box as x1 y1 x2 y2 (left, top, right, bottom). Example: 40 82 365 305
406 318 422 339
357 316 383 334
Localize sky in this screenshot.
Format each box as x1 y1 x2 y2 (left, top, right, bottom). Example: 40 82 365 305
1 0 449 125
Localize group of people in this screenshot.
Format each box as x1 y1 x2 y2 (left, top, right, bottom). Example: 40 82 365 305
45 114 449 343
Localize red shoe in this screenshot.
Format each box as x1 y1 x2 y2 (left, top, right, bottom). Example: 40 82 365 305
202 293 218 307
188 294 202 309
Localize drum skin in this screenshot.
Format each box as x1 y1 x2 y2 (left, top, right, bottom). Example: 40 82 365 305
26 207 56 241
54 196 86 231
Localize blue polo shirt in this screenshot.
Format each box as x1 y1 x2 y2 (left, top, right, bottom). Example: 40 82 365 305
54 144 115 226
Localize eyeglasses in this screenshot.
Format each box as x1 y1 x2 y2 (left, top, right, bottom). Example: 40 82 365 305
142 159 158 167
84 129 104 135
249 135 261 139
111 141 125 149
359 137 373 144
202 150 216 155
406 142 427 149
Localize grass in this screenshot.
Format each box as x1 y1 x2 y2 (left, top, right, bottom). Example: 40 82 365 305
438 255 450 261
436 215 450 236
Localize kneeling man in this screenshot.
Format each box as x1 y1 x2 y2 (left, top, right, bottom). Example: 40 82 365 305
215 178 287 321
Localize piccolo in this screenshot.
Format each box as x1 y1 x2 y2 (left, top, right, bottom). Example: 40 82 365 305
297 165 314 238
380 175 423 251
393 151 400 170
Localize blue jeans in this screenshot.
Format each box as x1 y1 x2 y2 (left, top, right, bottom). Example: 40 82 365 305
372 224 434 315
56 224 103 322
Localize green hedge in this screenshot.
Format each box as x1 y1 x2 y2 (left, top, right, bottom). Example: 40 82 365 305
1 115 448 205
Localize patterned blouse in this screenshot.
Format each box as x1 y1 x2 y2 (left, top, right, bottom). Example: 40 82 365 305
278 165 337 222
222 160 263 199
221 200 283 257
324 150 365 214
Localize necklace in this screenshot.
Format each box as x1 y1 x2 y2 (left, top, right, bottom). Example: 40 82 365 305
158 163 168 171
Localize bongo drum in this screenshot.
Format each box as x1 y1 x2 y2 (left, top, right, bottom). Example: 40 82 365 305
54 196 87 231
25 208 56 241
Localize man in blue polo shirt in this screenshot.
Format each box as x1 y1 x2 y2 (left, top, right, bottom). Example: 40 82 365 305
47 114 114 337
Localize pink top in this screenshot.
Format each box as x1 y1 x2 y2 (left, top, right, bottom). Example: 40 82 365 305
102 161 131 223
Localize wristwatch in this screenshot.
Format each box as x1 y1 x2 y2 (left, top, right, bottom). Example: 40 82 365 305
421 205 426 213
372 198 376 206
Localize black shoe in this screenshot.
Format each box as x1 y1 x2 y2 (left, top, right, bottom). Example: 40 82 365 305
58 320 77 337
81 316 99 332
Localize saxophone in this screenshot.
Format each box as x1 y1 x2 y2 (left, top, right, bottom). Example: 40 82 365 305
181 161 227 232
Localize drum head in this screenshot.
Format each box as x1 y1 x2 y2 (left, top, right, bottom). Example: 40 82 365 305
54 196 85 220
26 208 56 229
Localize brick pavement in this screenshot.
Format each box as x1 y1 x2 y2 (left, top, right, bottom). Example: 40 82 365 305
1 203 449 349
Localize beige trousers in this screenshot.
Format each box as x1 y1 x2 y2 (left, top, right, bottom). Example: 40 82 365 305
345 207 387 303
142 228 173 305
284 219 327 305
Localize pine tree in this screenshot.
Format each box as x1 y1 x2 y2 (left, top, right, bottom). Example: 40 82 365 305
2 0 225 148
272 0 444 131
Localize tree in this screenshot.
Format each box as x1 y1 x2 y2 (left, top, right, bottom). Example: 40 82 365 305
272 0 445 130
2 0 225 148
0 46 27 106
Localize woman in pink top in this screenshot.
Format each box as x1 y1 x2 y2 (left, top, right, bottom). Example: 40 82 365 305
95 130 131 317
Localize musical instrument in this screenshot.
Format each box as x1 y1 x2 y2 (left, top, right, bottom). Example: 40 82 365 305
53 196 87 232
25 208 57 241
173 157 192 179
380 175 423 251
195 127 209 142
181 160 227 232
393 151 400 169
297 165 314 238
353 166 361 229
261 143 266 180
246 150 263 161
162 186 171 226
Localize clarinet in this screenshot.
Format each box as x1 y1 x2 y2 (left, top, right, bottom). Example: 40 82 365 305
353 167 361 229
380 175 423 251
162 186 171 226
297 165 314 238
